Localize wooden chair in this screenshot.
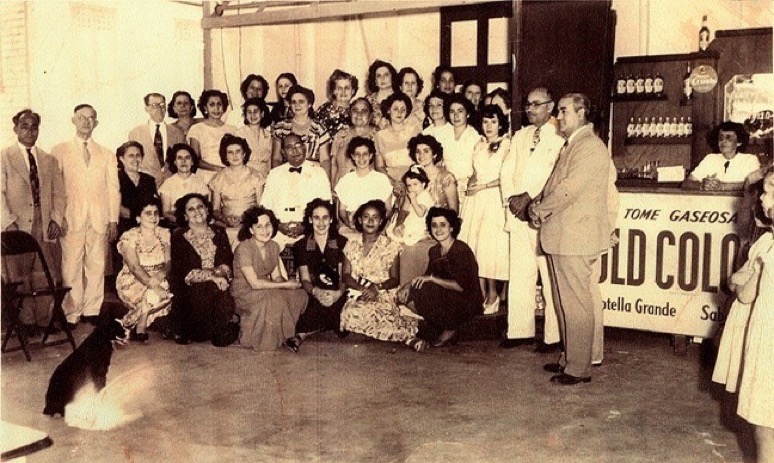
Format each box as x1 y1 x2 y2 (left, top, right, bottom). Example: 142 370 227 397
1 231 76 361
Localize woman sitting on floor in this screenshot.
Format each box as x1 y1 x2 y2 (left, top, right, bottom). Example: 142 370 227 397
230 206 308 351
168 193 235 345
397 207 483 347
284 199 349 353
339 200 423 350
116 197 171 343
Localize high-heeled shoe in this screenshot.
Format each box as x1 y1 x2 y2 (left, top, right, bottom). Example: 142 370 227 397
483 296 500 315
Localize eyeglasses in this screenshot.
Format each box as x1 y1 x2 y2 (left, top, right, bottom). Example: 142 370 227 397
524 100 551 109
283 142 304 152
147 103 165 109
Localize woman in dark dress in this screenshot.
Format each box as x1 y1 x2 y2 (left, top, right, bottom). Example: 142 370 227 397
284 199 348 352
117 141 158 235
168 193 235 344
398 207 483 346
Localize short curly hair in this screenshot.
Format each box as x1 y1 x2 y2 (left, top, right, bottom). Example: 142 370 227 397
346 136 376 163
218 134 252 166
366 60 399 94
286 85 316 118
174 193 213 228
446 93 475 121
424 90 450 122
238 205 280 241
167 91 197 118
166 143 199 174
408 133 444 164
197 89 229 118
240 74 270 99
380 92 413 124
708 121 749 153
327 69 359 101
353 200 389 233
402 165 429 188
425 206 462 239
432 65 455 91
130 195 163 223
479 104 509 137
242 97 272 128
302 198 339 239
397 67 424 96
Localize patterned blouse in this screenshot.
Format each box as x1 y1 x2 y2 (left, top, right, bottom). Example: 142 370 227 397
271 118 332 163
183 227 217 284
316 101 351 138
343 234 402 285
427 167 457 210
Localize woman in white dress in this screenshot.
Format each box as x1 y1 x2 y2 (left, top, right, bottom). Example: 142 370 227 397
188 89 236 183
433 93 480 202
458 105 510 315
422 90 450 138
234 97 272 178
374 92 421 197
736 166 774 462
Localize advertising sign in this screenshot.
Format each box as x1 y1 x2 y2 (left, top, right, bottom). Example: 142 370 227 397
599 192 741 338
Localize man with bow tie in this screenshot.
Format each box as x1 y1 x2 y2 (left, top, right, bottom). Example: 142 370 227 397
1 109 66 335
261 133 331 247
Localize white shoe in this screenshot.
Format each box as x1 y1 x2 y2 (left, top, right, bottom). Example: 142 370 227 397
483 296 500 315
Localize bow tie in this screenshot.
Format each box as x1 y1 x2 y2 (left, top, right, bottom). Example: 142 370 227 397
289 166 302 174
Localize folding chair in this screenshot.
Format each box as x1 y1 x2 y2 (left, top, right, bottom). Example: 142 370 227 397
1 231 76 361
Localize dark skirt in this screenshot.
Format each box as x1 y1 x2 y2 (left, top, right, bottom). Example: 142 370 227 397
410 282 481 341
171 281 234 342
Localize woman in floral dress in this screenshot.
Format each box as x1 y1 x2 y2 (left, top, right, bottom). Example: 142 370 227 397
339 200 420 346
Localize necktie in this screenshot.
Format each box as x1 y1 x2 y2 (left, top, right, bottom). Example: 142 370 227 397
289 166 302 174
531 126 542 152
154 124 164 167
82 141 91 166
27 148 40 207
723 160 730 173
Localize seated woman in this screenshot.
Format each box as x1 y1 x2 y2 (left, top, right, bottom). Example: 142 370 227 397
117 141 158 236
234 97 273 177
231 206 307 351
683 121 759 191
284 199 349 352
316 69 358 138
339 200 420 348
169 193 234 345
209 134 266 247
331 98 377 186
334 137 393 236
159 143 210 226
398 207 483 347
116 197 171 343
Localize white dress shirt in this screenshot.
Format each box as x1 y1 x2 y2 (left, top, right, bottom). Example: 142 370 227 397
261 161 332 223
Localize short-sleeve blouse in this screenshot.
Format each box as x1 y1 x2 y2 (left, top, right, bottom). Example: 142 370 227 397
316 101 351 138
293 235 348 288
427 167 457 209
271 119 332 163
117 227 170 271
344 234 402 285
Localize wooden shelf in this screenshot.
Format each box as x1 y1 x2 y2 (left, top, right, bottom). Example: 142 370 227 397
612 93 667 102
624 137 691 146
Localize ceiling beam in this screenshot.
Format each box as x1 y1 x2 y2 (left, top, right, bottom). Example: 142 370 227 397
201 0 505 29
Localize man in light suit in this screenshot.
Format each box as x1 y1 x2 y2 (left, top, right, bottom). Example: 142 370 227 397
528 93 611 385
1 109 66 334
499 87 564 351
51 104 120 326
128 93 185 188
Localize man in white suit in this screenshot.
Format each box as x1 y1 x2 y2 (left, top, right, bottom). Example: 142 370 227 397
1 109 66 334
128 92 185 188
499 87 564 350
51 104 120 326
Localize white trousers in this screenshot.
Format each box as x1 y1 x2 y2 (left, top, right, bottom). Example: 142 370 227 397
506 221 559 344
61 226 107 323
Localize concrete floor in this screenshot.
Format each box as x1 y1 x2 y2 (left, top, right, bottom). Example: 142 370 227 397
1 308 757 463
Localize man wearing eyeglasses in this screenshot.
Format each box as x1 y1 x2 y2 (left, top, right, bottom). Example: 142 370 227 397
499 87 565 351
261 134 332 247
51 104 120 328
128 93 185 188
527 93 611 386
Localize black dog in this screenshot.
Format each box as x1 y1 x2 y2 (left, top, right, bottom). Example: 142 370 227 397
43 319 129 417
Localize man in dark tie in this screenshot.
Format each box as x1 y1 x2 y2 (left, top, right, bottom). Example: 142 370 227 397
1 109 66 335
128 93 185 187
261 134 331 247
528 93 611 385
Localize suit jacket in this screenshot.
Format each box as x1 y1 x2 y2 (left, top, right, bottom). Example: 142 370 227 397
51 138 120 234
128 122 185 187
1 144 66 241
532 126 610 256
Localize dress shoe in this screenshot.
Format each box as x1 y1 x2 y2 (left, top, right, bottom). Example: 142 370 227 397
81 316 99 326
66 322 79 331
535 341 562 353
283 336 301 353
174 335 191 345
550 373 591 385
543 362 564 373
499 338 533 349
482 296 501 315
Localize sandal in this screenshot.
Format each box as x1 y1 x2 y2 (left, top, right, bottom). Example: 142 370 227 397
406 337 428 352
283 336 301 353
